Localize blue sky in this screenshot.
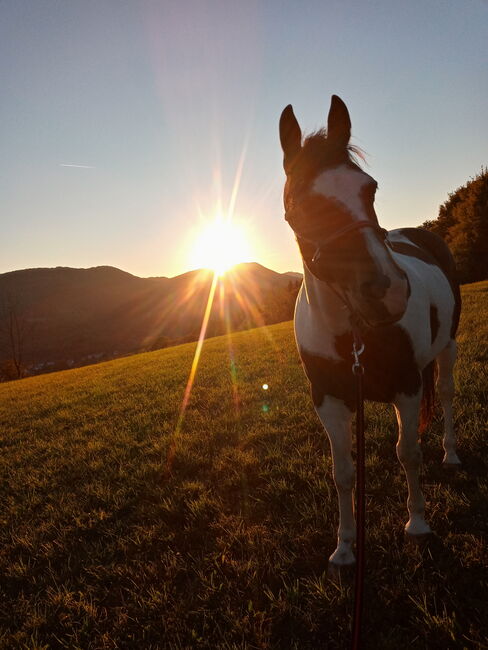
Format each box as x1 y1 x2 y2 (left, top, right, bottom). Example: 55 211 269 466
1 0 487 277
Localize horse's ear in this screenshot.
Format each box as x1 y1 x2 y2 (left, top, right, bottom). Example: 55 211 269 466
327 95 351 148
279 104 302 173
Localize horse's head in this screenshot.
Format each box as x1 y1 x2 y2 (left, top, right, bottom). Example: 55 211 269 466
279 95 409 327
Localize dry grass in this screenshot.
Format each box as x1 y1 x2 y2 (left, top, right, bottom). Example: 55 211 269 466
0 282 487 649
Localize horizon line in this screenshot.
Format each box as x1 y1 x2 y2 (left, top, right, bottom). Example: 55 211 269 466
0 261 303 280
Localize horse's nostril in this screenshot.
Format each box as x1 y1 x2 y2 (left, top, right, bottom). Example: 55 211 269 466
361 274 391 300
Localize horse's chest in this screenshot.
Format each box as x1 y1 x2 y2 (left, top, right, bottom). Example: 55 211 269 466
299 325 421 410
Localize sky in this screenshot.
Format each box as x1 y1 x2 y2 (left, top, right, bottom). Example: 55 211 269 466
1 0 487 278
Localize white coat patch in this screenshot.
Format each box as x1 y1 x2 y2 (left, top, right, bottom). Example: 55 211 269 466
312 164 375 222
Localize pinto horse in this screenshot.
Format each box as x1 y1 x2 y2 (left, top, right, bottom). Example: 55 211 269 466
279 95 461 568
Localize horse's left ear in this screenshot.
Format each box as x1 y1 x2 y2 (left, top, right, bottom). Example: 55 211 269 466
327 95 351 148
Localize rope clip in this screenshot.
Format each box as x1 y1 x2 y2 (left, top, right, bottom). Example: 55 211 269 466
352 341 365 375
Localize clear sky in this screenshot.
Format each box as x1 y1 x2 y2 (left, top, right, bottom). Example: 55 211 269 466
1 0 487 278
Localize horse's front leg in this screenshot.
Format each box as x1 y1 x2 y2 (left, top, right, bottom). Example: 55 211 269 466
394 392 432 536
316 395 355 566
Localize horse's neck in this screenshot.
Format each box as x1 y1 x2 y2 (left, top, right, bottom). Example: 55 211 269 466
301 267 351 333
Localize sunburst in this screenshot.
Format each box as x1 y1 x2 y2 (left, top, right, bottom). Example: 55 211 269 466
189 213 252 276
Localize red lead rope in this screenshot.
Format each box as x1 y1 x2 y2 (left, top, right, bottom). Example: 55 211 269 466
351 339 366 650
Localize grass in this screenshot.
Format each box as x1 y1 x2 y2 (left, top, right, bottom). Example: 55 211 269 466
0 281 487 649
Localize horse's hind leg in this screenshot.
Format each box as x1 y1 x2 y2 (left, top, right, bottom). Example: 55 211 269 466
437 339 461 466
394 392 432 536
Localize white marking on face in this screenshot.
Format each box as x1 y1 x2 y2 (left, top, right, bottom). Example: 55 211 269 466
312 164 375 222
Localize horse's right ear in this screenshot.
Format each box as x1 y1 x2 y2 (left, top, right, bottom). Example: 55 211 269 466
279 105 302 173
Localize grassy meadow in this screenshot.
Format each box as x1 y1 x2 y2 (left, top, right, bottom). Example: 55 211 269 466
0 282 487 649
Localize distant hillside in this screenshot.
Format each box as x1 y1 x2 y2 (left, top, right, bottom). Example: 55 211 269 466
0 263 301 377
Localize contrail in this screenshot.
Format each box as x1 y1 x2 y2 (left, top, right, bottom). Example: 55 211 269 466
60 163 96 169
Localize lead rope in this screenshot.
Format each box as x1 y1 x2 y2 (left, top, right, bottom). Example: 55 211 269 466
351 331 365 650
312 277 368 648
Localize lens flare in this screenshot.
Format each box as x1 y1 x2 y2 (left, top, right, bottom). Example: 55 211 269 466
169 273 219 453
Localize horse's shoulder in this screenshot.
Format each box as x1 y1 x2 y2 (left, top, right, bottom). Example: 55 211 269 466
388 227 461 337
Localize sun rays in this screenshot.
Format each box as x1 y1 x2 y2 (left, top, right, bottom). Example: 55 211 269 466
164 262 287 474
174 271 219 434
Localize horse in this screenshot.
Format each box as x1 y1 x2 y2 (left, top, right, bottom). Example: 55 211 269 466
279 95 461 568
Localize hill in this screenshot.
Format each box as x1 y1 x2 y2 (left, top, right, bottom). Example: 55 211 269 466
0 282 486 648
0 263 301 377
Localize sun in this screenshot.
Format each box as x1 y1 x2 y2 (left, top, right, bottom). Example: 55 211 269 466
189 214 252 276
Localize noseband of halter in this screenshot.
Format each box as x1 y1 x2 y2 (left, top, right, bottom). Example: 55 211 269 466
308 220 388 264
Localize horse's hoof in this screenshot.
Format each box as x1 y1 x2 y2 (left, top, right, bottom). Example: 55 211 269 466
405 530 443 558
329 543 356 565
404 518 432 537
404 530 434 546
327 560 355 583
442 452 461 466
442 460 461 469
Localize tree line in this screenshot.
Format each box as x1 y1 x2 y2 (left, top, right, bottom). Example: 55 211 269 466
422 167 488 284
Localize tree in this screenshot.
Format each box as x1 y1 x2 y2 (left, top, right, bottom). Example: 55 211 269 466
422 168 488 284
0 359 22 382
0 292 29 379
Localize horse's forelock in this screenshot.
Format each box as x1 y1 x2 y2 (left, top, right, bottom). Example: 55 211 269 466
290 130 365 190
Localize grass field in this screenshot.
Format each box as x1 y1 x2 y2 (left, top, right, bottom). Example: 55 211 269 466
0 282 487 649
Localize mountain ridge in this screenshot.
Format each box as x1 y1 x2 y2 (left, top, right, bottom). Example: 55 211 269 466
1 261 300 282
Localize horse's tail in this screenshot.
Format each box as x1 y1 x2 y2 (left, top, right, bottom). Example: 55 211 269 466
419 360 437 434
